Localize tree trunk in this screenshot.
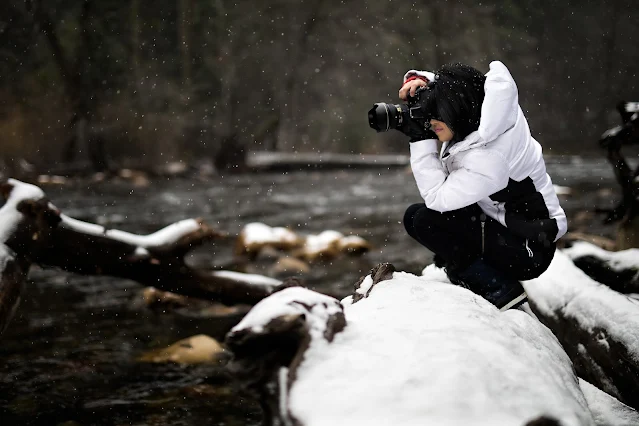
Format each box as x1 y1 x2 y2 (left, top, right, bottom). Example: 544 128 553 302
34 0 109 172
275 0 324 152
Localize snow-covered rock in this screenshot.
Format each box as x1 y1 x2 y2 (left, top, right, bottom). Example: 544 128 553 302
235 222 371 262
227 263 596 426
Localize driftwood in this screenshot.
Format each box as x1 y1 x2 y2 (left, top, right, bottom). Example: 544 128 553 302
0 179 283 335
597 101 639 249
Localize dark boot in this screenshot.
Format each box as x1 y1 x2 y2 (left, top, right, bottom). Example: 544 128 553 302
447 259 527 311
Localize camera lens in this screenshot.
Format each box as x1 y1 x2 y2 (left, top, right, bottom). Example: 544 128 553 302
368 103 401 132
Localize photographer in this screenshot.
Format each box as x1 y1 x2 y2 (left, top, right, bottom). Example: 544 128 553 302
394 61 566 310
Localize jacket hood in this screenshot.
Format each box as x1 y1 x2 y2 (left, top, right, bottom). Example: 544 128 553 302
478 61 519 143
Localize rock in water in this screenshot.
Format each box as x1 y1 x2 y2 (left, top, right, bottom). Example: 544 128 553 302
139 334 226 364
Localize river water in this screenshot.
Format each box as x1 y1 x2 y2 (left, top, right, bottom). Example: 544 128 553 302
0 155 625 425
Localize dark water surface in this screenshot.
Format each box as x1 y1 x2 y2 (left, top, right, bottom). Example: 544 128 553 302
0 156 623 425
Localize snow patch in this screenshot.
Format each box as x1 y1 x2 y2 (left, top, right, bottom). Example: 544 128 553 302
231 286 342 335
242 222 299 245
0 179 45 243
580 379 639 426
554 185 572 195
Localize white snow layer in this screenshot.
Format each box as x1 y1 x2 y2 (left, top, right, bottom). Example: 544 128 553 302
60 214 201 248
211 270 281 288
241 222 299 245
304 230 344 253
580 379 639 426
0 179 45 243
563 241 639 272
287 267 593 426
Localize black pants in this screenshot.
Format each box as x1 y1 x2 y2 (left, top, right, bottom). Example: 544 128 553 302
403 203 555 280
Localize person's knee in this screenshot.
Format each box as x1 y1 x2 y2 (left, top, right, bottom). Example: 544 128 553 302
403 203 425 233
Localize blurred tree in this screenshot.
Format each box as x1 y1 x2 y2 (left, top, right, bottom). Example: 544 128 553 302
1 0 639 171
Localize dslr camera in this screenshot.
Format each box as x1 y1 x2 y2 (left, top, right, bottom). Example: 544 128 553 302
367 86 435 140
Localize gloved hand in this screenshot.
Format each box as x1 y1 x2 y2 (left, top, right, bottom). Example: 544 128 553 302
399 118 437 142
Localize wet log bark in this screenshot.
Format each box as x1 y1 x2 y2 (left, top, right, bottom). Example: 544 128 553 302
0 245 29 335
0 179 281 336
225 284 346 426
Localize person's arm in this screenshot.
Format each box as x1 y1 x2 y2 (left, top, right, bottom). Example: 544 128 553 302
479 61 519 142
410 141 510 212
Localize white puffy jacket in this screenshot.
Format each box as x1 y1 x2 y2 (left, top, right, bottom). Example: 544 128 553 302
405 61 567 244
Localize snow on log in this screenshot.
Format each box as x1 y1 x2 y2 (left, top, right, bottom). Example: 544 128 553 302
235 222 303 258
579 379 639 426
226 284 345 424
226 263 595 426
562 241 639 294
524 250 639 410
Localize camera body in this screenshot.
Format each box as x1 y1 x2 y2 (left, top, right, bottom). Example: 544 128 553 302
368 87 434 137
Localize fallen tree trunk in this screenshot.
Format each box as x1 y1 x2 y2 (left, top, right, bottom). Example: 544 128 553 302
30 214 279 305
0 178 282 336
226 264 597 426
524 250 639 410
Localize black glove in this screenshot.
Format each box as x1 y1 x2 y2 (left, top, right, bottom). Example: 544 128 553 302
399 118 437 142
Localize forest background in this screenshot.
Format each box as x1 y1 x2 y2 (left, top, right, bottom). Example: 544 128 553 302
1 0 638 173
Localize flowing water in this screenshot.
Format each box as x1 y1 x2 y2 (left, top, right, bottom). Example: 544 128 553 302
0 155 625 425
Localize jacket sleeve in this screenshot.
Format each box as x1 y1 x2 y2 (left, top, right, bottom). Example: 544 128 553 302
479 61 519 143
403 69 436 84
409 140 510 212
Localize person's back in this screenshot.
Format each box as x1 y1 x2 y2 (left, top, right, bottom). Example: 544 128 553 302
472 61 566 247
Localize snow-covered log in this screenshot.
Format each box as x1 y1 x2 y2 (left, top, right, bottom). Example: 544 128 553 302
0 179 52 334
524 250 639 410
226 263 596 426
32 214 280 305
0 179 285 335
562 241 639 294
